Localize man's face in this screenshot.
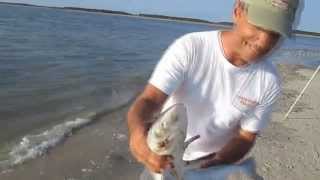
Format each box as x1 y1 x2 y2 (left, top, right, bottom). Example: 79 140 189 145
233 7 281 64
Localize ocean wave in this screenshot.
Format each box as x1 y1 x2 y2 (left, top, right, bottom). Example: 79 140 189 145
0 118 91 170
0 87 138 171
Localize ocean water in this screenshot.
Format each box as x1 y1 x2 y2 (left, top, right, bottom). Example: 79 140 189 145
0 4 319 169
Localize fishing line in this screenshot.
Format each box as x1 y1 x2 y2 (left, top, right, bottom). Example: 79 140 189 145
283 64 320 120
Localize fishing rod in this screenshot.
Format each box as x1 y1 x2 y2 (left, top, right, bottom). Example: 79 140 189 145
283 64 320 120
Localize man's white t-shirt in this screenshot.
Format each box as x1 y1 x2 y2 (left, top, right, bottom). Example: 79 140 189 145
149 31 281 161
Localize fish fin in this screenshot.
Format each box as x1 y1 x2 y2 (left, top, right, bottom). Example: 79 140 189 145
184 135 200 149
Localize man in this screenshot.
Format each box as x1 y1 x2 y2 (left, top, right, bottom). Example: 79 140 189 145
127 0 300 179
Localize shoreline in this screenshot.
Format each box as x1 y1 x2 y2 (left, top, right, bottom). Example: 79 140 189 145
0 2 319 38
35 8 320 39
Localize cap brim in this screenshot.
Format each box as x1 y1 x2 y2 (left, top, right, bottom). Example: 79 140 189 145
247 5 292 37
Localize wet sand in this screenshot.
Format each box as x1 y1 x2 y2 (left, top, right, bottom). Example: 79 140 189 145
1 63 319 180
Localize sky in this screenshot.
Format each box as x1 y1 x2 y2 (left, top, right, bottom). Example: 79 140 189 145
2 0 319 32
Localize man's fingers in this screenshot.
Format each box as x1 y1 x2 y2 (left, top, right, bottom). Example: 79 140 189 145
146 159 163 173
129 132 174 173
146 154 174 173
147 162 174 173
161 155 175 170
165 161 175 169
165 155 174 162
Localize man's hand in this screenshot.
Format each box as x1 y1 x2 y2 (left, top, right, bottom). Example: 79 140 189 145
129 131 174 173
199 128 257 168
127 84 170 173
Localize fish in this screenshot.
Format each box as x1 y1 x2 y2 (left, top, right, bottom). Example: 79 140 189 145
147 103 188 180
146 104 260 180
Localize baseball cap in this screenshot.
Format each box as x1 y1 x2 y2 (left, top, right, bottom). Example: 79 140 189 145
241 0 299 37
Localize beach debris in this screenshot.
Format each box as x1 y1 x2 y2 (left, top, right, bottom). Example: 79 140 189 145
263 162 272 171
286 164 295 169
105 155 111 160
0 168 13 175
147 104 258 180
39 170 45 175
81 168 93 173
113 133 127 141
90 160 97 166
311 144 320 160
64 178 78 180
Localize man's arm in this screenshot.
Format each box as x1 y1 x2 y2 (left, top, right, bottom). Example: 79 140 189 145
200 128 256 168
127 84 172 173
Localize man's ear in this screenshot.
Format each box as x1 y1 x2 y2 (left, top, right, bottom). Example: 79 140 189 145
232 4 244 24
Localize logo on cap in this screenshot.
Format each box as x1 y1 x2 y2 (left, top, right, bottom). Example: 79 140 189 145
271 0 289 10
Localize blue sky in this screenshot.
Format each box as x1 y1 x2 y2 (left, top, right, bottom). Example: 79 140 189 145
3 0 319 32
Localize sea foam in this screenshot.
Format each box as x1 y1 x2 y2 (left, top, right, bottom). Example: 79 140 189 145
0 118 91 169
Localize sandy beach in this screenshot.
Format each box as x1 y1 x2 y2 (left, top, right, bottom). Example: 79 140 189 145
251 64 320 180
0 63 319 180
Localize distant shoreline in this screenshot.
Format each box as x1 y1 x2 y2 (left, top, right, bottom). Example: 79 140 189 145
1 1 320 37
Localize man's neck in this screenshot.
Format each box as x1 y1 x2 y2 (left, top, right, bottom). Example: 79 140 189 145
220 31 249 67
